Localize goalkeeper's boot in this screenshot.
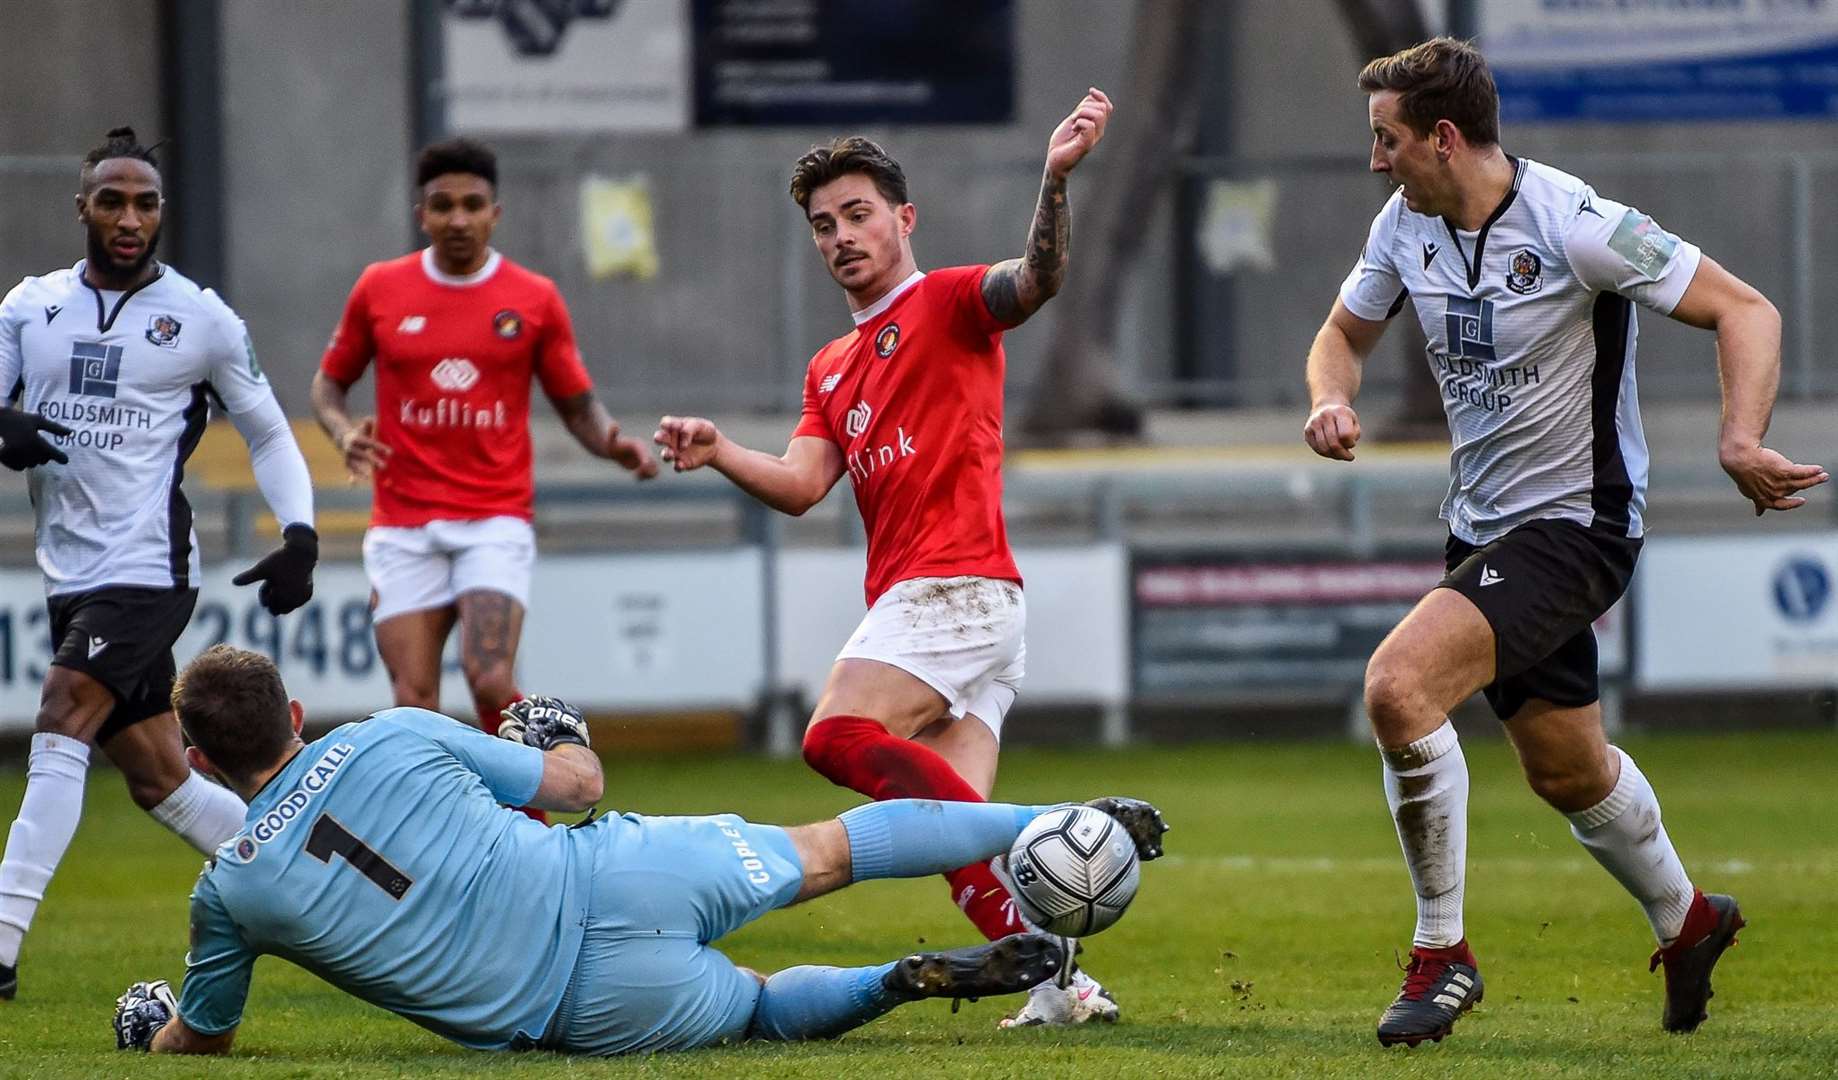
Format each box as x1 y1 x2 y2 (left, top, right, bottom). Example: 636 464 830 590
999 968 1119 1028
1377 939 1482 1047
0 962 14 1001
1085 796 1169 861
884 932 1067 1001
1651 891 1744 1034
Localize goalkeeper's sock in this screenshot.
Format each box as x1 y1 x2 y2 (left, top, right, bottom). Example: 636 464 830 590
148 771 247 854
746 962 902 1041
839 799 1053 883
0 733 90 968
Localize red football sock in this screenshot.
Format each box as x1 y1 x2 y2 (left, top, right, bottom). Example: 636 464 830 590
946 860 1027 940
804 715 1023 941
803 714 983 802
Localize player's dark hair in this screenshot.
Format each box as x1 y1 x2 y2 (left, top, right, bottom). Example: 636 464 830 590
172 645 297 787
789 136 909 213
416 136 498 191
1358 37 1500 147
80 126 161 186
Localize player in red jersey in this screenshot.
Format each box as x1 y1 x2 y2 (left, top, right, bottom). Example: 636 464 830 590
310 138 656 809
655 90 1117 1027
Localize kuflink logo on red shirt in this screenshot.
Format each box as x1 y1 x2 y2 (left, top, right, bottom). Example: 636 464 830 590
430 357 480 392
844 399 873 438
402 357 506 430
842 399 917 487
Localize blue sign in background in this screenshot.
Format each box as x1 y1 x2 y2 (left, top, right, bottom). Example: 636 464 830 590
1492 37 1838 122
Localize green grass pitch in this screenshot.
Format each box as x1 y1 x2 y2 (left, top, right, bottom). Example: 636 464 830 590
0 730 1833 1078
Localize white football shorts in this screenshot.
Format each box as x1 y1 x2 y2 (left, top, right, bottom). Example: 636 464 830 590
836 575 1026 738
362 516 536 623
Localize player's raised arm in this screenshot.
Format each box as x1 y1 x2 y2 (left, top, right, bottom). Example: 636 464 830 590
1303 299 1387 462
1664 256 1828 515
653 415 844 517
980 88 1113 327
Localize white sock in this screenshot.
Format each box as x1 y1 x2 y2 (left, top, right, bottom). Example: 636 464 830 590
0 733 91 968
148 771 248 855
1381 720 1469 949
1566 746 1696 945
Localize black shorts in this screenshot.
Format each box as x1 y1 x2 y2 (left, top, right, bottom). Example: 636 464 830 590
1440 519 1640 721
46 586 199 743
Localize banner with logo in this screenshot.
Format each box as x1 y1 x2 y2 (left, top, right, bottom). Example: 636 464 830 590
444 0 690 133
1132 550 1628 699
0 553 765 731
1635 534 1838 690
691 0 1015 126
1480 0 1838 121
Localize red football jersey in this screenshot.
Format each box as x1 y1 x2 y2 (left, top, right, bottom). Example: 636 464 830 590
794 266 1022 606
320 249 593 527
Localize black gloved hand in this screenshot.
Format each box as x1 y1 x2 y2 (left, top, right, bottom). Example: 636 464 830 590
231 523 318 615
0 406 72 470
497 695 591 751
112 978 177 1051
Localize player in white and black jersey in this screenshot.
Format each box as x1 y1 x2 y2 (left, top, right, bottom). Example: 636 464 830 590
1300 41 1827 1046
0 129 321 1001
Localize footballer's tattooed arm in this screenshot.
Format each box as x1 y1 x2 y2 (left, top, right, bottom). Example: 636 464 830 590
551 391 659 477
982 88 1111 325
981 171 1069 327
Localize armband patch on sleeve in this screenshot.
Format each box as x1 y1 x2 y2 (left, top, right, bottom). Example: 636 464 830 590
1607 210 1680 280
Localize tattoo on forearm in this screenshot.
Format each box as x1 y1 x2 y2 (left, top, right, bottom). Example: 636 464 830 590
982 172 1070 325
1025 172 1070 294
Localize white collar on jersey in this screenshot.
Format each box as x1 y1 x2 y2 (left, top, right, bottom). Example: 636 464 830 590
850 270 925 326
421 246 503 287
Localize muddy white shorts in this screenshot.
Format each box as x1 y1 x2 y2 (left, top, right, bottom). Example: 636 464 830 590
362 516 536 622
836 575 1026 738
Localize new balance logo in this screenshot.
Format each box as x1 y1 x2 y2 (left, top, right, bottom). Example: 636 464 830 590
1423 242 1439 269
45 305 62 324
1478 565 1504 588
819 373 841 394
88 636 108 659
397 315 427 334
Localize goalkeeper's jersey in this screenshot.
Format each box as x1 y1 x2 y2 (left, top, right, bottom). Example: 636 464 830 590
178 708 590 1050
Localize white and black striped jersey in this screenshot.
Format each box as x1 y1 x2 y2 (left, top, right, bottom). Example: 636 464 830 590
0 261 314 596
1339 157 1702 544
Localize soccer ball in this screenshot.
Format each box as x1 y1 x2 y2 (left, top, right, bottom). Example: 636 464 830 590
1006 805 1140 937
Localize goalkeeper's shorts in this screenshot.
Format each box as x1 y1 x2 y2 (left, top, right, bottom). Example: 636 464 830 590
539 811 802 1055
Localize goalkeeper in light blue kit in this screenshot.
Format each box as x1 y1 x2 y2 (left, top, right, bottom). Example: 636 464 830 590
111 646 1166 1056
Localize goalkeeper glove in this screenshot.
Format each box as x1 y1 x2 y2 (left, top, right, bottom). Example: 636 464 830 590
113 979 178 1051
497 695 590 750
231 523 318 616
0 406 71 470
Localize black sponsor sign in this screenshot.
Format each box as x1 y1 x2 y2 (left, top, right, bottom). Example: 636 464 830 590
693 0 1014 126
1131 552 1443 698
